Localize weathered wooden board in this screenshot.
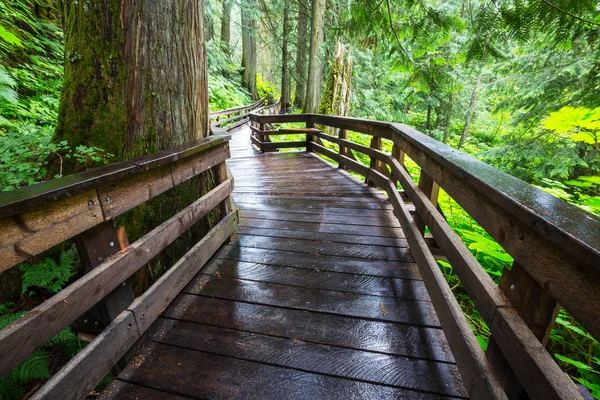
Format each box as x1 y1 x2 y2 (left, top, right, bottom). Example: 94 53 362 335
115 342 458 400
0 189 103 272
239 209 401 227
229 234 414 262
183 275 439 326
147 320 466 397
129 211 237 333
236 225 408 247
216 245 420 279
31 311 140 400
201 258 427 299
164 295 452 361
99 381 191 400
239 217 406 238
0 135 229 220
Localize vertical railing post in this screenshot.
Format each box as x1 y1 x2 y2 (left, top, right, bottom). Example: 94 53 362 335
306 120 314 152
391 143 406 186
259 121 267 153
415 171 439 236
338 129 347 169
213 153 233 219
486 262 560 399
75 223 135 327
366 136 382 186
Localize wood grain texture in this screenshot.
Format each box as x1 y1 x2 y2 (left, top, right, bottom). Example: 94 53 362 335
0 189 103 272
201 258 428 299
114 342 460 400
147 319 466 397
184 275 439 326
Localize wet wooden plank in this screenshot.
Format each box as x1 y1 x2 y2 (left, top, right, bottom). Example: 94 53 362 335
183 276 439 326
216 245 420 279
240 217 406 238
147 319 466 397
229 234 414 262
99 381 191 400
169 296 452 363
233 194 393 208
164 295 451 362
236 201 397 217
240 209 401 227
118 342 459 400
201 258 427 299
236 225 408 247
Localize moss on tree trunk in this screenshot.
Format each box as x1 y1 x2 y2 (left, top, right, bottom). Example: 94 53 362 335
55 0 213 292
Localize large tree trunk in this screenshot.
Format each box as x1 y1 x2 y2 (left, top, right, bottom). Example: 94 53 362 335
221 0 232 55
459 72 482 149
280 0 290 112
303 0 326 113
56 1 209 159
294 0 308 108
242 0 258 99
55 0 212 291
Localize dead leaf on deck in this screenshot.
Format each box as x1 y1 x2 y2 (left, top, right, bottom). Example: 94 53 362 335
379 303 389 316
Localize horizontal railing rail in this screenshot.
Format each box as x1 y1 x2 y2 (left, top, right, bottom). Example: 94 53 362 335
0 133 238 399
249 112 599 400
209 98 268 133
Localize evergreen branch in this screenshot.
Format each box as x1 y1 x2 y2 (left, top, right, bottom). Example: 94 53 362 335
540 0 600 27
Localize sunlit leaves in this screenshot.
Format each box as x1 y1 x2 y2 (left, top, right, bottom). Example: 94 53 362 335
543 106 600 145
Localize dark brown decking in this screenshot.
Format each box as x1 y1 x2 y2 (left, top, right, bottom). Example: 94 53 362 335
100 126 466 399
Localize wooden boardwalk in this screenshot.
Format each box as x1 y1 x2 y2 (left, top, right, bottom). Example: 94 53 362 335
100 126 466 399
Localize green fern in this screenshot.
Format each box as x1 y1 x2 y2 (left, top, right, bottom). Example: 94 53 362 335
19 248 76 295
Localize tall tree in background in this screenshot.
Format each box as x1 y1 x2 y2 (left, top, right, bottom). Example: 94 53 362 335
294 0 309 108
55 0 212 290
221 0 232 56
304 0 326 113
242 0 258 99
280 0 291 111
318 40 351 117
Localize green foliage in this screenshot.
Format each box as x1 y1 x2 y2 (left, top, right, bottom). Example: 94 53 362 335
0 126 111 191
256 73 280 103
209 73 252 111
0 247 82 399
20 247 77 296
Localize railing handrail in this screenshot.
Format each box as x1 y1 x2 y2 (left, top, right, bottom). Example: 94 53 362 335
0 135 230 220
248 111 599 399
249 112 600 273
209 98 265 119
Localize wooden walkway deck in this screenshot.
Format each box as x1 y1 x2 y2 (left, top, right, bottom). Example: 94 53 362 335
100 126 466 399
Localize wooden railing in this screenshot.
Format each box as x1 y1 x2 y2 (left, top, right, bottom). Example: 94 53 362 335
0 134 237 399
249 113 600 400
209 98 267 133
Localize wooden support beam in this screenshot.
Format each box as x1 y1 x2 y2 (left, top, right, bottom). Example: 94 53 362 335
366 137 382 186
415 171 439 236
75 223 135 327
486 263 561 399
